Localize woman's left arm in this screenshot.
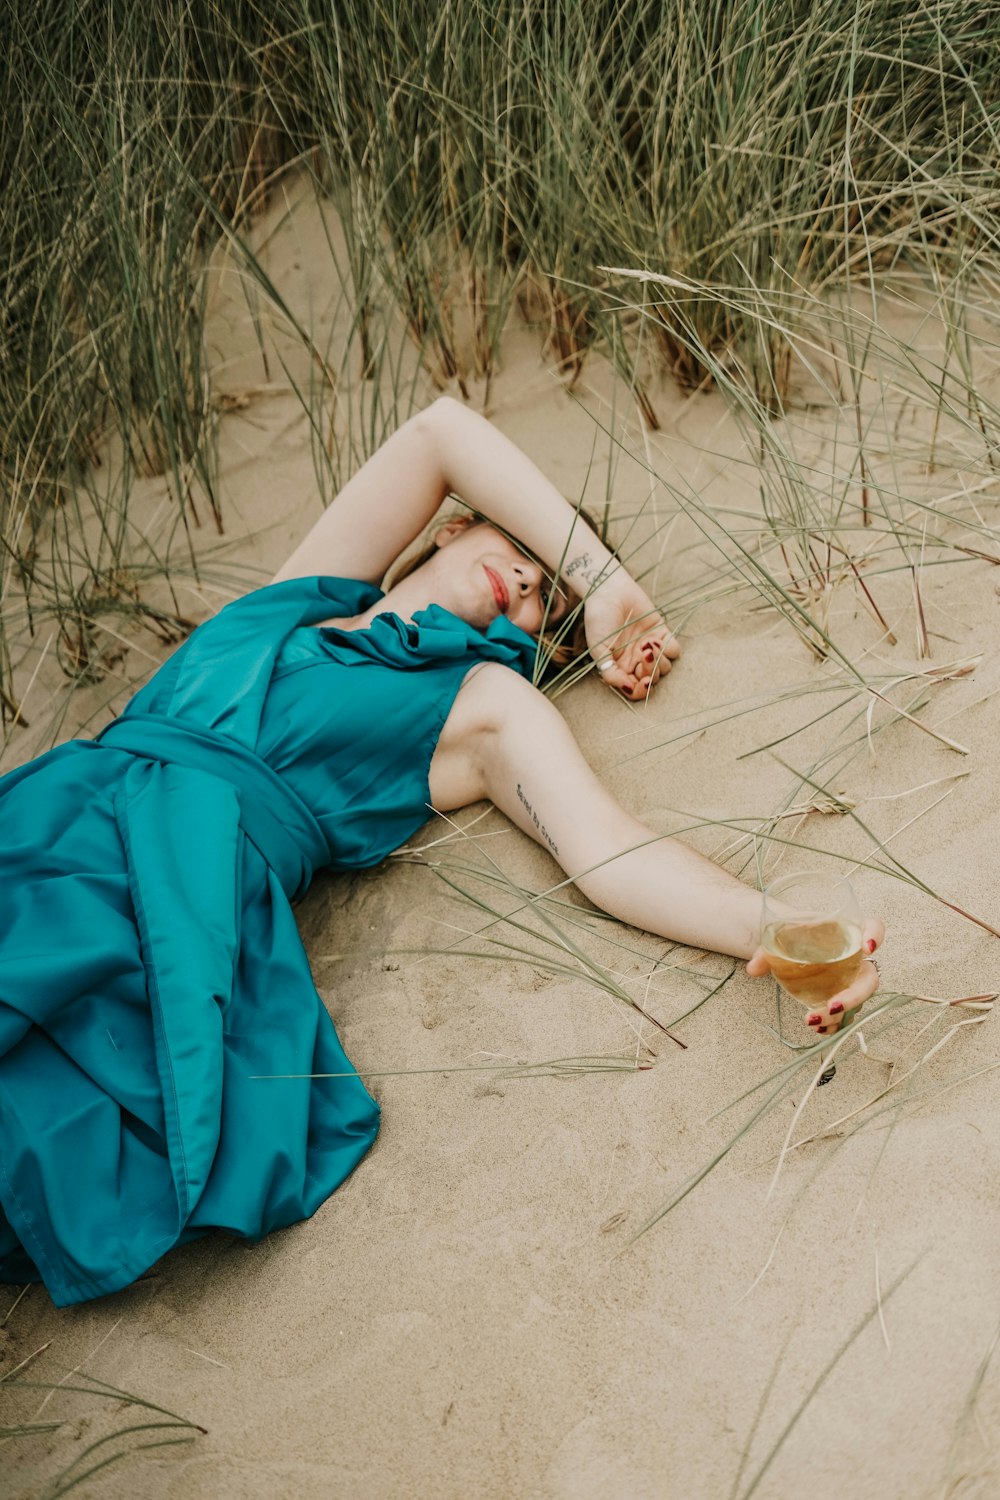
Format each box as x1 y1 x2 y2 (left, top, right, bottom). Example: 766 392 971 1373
474 669 764 959
468 668 882 1014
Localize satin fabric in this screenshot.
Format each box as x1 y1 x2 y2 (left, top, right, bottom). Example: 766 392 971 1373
0 575 535 1306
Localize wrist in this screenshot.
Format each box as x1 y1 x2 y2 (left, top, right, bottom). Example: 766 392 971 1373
560 533 623 600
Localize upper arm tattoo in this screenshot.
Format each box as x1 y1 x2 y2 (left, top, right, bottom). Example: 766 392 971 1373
516 782 559 857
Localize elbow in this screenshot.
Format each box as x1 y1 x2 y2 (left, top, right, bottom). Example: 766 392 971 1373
415 395 462 441
573 870 625 923
409 397 460 500
417 394 480 503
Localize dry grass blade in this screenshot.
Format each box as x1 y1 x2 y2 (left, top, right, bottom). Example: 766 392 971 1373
782 997 996 1154
1 1367 206 1499
250 1053 655 1081
934 1316 1000 1500
734 1253 926 1499
770 756 1000 940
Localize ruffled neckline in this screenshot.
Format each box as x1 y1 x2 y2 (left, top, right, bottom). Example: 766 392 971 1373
313 589 538 679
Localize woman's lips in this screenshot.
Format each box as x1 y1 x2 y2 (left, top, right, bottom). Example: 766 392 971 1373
483 565 509 613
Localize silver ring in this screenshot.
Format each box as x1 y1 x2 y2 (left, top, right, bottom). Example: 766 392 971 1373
868 955 881 975
596 658 616 674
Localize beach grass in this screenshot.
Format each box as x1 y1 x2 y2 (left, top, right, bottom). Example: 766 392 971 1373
0 1355 205 1499
3 2 1000 1490
4 0 1000 729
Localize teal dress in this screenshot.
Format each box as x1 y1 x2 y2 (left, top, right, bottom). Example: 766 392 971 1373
0 576 535 1307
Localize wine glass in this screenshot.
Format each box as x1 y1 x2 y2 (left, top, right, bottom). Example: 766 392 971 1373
761 871 864 1082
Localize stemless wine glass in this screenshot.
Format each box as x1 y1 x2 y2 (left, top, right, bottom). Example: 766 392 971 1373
761 872 864 1013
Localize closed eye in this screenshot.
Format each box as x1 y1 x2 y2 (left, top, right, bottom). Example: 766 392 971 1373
541 580 568 623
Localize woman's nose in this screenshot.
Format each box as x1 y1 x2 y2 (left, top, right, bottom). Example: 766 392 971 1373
511 559 542 594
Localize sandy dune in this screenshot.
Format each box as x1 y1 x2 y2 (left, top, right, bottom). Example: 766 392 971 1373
3 174 1000 1500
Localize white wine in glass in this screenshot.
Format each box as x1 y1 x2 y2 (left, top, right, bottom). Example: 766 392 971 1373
761 872 863 1010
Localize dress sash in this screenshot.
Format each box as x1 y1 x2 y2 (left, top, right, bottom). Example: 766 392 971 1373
95 713 329 904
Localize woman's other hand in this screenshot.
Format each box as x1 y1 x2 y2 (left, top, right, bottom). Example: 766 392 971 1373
746 918 886 1035
585 574 680 701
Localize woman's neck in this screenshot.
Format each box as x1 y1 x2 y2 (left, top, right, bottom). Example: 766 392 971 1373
333 570 438 631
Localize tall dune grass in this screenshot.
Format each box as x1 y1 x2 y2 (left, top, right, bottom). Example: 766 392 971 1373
3 0 997 1112
3 0 1000 726
3 12 1000 1483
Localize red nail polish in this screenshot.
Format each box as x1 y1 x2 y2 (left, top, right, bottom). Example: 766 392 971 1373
807 1014 821 1025
829 1001 844 1015
865 938 876 954
818 1026 829 1034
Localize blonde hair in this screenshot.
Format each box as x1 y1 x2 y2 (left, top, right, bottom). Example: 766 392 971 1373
386 506 601 684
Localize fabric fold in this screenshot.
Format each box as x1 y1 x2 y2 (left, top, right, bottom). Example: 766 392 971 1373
95 713 330 903
114 757 241 1223
0 573 531 1306
315 600 538 677
151 575 385 742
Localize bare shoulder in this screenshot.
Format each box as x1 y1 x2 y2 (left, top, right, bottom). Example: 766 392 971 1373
446 661 545 735
428 664 551 812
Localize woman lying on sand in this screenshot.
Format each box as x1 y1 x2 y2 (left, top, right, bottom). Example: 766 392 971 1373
0 397 883 1307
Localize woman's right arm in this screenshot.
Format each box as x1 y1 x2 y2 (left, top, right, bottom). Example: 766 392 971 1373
273 396 619 588
273 396 678 697
270 403 453 584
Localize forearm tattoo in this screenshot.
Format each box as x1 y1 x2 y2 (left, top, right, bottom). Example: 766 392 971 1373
565 550 617 591
516 783 559 857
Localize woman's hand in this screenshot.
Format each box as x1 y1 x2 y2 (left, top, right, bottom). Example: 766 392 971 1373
746 918 886 1035
584 573 681 701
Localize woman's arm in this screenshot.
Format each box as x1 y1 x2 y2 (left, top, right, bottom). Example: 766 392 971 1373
472 668 762 958
426 401 680 695
274 396 678 696
466 667 881 1019
273 396 622 590
270 403 452 584
426 399 623 594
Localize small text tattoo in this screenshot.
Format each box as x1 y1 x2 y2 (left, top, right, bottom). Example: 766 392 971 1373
516 783 559 856
565 550 614 590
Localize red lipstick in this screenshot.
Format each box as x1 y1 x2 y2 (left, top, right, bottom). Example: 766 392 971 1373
483 565 509 613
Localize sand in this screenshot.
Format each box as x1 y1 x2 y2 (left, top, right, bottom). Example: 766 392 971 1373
3 173 1000 1500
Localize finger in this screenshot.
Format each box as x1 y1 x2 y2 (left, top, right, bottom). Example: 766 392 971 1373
638 642 672 680
746 947 771 977
606 645 663 699
593 654 626 688
811 1009 848 1035
807 957 880 1031
831 958 880 1011
621 638 670 685
646 630 681 663
595 657 645 699
621 622 679 665
627 647 656 682
860 917 885 954
612 632 652 668
612 615 673 658
633 653 665 689
623 671 653 701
